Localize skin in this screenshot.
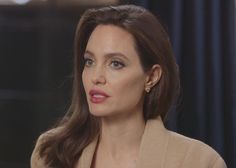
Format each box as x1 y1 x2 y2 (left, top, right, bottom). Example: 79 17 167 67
82 25 162 168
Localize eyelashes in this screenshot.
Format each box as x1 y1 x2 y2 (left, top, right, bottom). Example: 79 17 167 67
83 58 126 70
84 58 94 67
110 60 125 69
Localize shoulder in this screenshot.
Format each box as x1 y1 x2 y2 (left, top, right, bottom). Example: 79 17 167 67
30 128 61 168
165 130 227 168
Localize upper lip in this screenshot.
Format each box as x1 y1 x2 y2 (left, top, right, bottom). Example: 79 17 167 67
89 89 110 97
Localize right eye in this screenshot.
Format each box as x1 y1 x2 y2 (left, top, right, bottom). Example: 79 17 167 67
84 58 94 67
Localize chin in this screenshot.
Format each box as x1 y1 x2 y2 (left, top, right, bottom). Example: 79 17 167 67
89 108 119 118
89 108 110 117
90 112 113 118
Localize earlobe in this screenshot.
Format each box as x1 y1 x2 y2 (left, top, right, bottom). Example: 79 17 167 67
145 64 162 91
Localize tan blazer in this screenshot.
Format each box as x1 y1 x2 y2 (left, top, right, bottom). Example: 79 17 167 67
31 117 227 168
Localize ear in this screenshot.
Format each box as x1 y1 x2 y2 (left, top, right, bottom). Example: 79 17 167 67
145 64 162 92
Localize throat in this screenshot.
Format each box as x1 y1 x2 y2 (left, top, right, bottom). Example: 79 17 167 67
94 136 141 168
93 110 145 167
100 115 145 151
97 116 145 164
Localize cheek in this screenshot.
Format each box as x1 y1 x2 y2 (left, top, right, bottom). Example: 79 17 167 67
126 76 145 94
82 70 89 90
111 72 146 99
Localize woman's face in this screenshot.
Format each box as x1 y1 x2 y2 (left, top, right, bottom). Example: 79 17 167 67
82 25 148 118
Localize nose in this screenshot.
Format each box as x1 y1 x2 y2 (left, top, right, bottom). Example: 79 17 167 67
92 66 106 85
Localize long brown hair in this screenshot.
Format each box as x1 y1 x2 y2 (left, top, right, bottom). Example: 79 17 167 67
38 4 180 167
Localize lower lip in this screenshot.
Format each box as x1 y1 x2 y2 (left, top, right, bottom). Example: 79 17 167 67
90 96 108 104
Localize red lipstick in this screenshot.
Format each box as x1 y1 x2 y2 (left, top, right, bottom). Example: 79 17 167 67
89 89 110 104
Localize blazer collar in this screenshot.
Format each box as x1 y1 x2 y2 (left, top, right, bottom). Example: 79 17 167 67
78 116 168 168
77 135 98 168
136 116 169 168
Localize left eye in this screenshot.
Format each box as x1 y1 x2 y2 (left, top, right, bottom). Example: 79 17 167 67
110 60 125 69
84 58 94 67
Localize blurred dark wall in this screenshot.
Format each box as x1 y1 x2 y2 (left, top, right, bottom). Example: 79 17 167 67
0 5 82 167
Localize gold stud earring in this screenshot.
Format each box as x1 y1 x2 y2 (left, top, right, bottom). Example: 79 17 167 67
145 87 151 93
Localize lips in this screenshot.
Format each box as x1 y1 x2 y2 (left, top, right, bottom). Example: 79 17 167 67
89 89 110 103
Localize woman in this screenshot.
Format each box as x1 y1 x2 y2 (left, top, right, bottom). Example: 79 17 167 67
31 5 227 168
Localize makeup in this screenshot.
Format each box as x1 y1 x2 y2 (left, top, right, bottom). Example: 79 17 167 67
89 89 110 104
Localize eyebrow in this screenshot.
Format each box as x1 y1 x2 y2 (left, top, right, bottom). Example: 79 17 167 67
84 50 129 61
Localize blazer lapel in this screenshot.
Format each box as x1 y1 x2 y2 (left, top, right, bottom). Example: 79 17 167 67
77 136 98 168
137 117 169 168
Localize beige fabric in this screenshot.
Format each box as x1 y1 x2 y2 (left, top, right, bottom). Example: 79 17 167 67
31 117 227 168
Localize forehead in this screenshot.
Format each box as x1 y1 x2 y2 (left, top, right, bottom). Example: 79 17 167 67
85 24 138 59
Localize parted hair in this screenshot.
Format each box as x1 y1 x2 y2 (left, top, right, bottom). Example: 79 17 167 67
38 4 180 167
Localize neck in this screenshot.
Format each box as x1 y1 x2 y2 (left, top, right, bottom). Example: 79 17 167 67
98 110 145 159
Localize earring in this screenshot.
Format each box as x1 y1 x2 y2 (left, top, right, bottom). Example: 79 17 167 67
145 87 151 93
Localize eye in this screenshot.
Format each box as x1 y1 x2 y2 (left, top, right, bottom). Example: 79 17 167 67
110 60 125 69
84 58 94 67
